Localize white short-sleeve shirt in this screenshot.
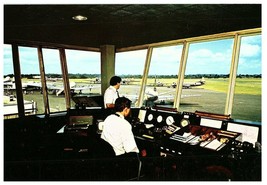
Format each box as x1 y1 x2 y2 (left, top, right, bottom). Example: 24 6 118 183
101 114 139 156
104 86 119 108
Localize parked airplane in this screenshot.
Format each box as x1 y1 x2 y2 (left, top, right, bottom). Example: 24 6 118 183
3 77 95 96
169 77 206 89
46 77 63 82
123 86 200 107
47 82 95 96
89 77 138 85
88 77 101 84
4 77 43 91
3 76 16 90
143 87 200 107
3 76 13 83
121 78 141 85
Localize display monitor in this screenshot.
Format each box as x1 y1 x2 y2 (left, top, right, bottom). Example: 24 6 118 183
138 109 147 123
69 115 94 126
72 95 104 107
200 118 222 129
227 122 259 146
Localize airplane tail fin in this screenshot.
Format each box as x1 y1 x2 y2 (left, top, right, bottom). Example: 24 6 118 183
70 81 76 88
200 77 205 84
56 89 64 96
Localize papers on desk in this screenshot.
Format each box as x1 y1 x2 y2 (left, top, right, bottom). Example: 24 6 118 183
170 133 226 151
165 124 180 135
57 125 65 133
144 124 154 129
200 139 226 151
170 133 194 143
142 134 154 139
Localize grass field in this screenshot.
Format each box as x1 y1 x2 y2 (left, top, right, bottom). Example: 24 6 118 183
143 77 261 95
203 78 261 95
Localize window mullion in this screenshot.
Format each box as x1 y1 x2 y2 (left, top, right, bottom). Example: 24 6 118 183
225 34 241 115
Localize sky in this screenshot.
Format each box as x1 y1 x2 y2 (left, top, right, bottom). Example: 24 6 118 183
3 34 262 76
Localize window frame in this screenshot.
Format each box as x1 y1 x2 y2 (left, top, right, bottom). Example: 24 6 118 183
4 28 261 122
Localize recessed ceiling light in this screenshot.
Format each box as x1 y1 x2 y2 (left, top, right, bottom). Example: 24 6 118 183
72 15 87 21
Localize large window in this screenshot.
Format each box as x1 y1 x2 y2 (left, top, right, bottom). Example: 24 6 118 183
180 39 234 114
3 45 18 118
3 46 101 118
65 49 101 107
116 49 147 107
232 35 262 122
3 29 261 123
19 46 44 115
144 45 182 108
42 48 66 113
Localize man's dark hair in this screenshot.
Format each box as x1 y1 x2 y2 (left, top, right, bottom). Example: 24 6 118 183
110 76 122 86
115 97 132 112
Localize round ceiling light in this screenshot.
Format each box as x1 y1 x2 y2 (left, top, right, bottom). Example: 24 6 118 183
72 15 88 21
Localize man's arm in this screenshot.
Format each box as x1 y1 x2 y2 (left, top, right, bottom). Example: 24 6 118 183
122 125 140 153
104 88 116 108
106 103 115 108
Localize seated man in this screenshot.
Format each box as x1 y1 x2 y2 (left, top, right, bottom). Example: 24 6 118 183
101 97 139 156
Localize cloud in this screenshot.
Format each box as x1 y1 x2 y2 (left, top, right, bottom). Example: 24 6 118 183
240 43 261 58
66 49 101 74
116 50 147 75
153 45 182 58
3 35 262 76
191 48 213 58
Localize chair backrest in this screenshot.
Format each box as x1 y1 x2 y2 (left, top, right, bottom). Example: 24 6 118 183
97 138 115 157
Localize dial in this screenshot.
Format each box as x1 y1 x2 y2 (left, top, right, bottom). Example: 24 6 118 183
157 115 163 123
166 116 175 125
181 119 189 127
147 113 153 121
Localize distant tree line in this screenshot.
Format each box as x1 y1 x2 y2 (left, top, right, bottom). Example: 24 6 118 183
4 73 261 79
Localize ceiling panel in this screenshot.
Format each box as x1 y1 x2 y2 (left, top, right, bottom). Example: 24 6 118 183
4 4 261 49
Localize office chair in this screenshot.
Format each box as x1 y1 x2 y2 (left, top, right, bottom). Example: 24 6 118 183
128 153 142 180
98 138 142 180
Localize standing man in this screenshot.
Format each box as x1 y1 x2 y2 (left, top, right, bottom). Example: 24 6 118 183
104 76 122 108
101 97 139 156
